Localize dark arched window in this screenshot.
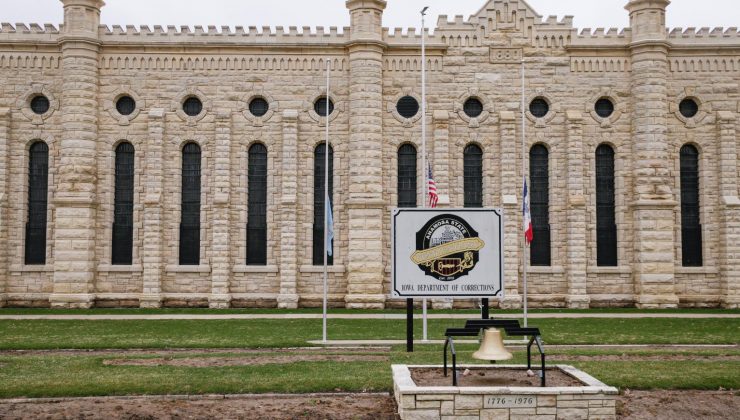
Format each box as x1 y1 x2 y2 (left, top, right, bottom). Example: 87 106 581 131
680 144 702 267
398 144 417 208
179 143 201 265
112 142 135 265
595 144 617 266
464 144 483 208
313 143 334 265
247 143 268 265
529 144 550 266
25 141 49 265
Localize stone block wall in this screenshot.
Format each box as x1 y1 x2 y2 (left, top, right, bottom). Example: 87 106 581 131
0 0 738 308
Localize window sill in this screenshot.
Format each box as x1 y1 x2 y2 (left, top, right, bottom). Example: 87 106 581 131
675 267 718 275
233 265 279 274
165 265 212 274
520 266 565 274
299 265 346 274
9 265 53 273
97 265 143 273
586 266 632 275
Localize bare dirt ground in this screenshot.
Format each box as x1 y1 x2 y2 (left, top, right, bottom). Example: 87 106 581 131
410 367 583 387
0 391 738 420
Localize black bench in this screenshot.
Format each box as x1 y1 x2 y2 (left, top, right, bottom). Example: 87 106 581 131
443 318 547 387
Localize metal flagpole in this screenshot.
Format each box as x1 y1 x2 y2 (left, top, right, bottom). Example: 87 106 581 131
521 60 528 328
322 59 331 343
420 6 429 343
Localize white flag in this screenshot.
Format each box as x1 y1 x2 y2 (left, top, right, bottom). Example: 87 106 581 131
326 196 334 256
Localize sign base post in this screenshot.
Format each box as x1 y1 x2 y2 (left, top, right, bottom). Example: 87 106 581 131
406 298 414 352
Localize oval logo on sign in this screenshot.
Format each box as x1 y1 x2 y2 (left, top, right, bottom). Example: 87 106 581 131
410 214 485 281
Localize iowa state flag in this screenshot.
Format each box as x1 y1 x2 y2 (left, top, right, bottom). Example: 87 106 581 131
522 177 533 244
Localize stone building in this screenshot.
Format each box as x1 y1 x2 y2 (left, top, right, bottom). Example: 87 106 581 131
0 0 738 309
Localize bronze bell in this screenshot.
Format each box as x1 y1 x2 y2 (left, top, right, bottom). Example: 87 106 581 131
472 328 513 361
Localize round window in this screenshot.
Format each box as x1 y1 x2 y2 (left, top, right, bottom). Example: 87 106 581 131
594 98 614 118
529 97 549 118
463 98 484 118
183 96 203 117
249 97 269 117
30 95 50 115
314 96 334 117
116 95 136 116
396 96 419 119
679 98 699 119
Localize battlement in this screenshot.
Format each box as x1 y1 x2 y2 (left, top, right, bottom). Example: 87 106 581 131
0 23 60 42
668 27 740 45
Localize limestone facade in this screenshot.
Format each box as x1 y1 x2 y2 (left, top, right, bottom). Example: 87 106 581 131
0 0 738 309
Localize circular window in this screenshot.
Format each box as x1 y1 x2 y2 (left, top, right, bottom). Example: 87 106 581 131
116 95 136 116
529 97 549 118
30 95 50 115
396 96 420 119
594 98 614 118
183 96 203 117
463 98 484 118
249 97 269 117
679 98 699 119
314 96 334 117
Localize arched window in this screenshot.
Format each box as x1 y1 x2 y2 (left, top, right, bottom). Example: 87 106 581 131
397 144 417 208
464 144 483 208
112 142 135 265
247 143 268 265
313 143 334 265
680 144 702 267
529 144 551 266
25 141 49 265
595 144 617 266
179 143 201 265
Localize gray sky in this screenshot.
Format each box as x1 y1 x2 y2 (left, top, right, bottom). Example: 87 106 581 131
1 1 738 32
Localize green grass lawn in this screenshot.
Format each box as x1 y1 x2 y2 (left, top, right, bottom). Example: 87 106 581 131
0 317 737 398
0 318 737 349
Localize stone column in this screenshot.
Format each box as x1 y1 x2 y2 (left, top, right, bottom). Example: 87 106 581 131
278 110 299 308
50 0 104 308
717 111 740 308
626 0 678 308
140 109 165 308
431 110 452 309
564 111 590 308
499 111 521 309
0 108 9 307
344 0 387 309
209 111 232 308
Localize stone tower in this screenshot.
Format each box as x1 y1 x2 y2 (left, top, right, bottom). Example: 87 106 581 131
51 0 104 308
344 0 387 309
626 0 679 308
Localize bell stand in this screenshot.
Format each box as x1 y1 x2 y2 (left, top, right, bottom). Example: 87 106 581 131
405 297 491 353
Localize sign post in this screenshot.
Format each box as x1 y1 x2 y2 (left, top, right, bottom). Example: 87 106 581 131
392 209 505 351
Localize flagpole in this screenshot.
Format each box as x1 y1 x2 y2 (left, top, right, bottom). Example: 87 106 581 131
521 60 528 328
322 59 331 343
420 6 429 343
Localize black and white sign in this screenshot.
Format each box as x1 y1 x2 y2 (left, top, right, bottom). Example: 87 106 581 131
391 209 504 298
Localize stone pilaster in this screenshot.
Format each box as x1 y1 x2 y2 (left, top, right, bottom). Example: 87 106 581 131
564 111 590 308
209 111 232 308
50 0 105 308
717 111 740 308
0 108 9 307
499 111 521 309
626 0 678 308
278 110 299 308
344 0 387 309
431 110 452 309
140 109 165 308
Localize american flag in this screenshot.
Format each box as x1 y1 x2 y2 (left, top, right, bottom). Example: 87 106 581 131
523 177 533 243
428 162 438 208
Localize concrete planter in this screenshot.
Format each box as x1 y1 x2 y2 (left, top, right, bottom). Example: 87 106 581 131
392 364 618 420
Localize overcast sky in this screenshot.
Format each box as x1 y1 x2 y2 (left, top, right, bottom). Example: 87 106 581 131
1 0 738 32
